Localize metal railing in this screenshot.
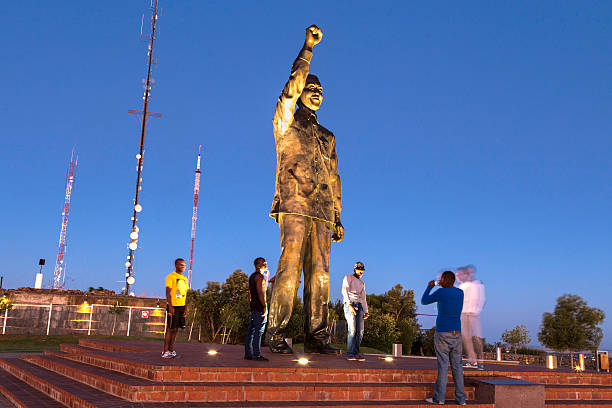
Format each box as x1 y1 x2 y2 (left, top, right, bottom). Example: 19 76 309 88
1 303 167 337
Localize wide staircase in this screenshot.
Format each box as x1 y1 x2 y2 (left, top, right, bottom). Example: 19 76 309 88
0 339 609 407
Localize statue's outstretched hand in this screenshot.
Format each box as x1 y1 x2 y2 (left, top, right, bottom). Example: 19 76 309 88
305 25 323 48
332 221 344 243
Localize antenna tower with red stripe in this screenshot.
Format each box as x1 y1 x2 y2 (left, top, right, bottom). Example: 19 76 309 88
54 149 77 289
188 145 202 287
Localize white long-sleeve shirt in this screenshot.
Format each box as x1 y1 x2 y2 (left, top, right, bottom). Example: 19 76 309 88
458 280 485 315
341 274 368 314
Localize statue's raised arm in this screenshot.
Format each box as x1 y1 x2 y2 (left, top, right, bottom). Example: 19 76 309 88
272 25 323 136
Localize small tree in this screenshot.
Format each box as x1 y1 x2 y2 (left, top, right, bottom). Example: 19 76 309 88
501 325 531 354
107 301 126 336
538 294 605 367
381 284 417 323
362 313 400 353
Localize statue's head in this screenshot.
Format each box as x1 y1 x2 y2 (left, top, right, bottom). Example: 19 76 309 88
298 74 323 111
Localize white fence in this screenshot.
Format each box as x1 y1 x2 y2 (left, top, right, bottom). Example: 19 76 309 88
1 303 167 337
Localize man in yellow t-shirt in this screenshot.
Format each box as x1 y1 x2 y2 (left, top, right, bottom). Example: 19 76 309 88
162 258 189 358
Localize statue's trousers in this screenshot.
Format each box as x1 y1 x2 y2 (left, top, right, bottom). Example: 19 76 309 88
267 213 332 344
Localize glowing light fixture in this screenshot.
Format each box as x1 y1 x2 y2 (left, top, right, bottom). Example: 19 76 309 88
134 204 142 212
126 276 136 285
130 232 139 240
207 350 218 356
136 154 142 159
297 357 309 365
125 262 131 268
77 301 92 314
384 356 394 362
129 242 138 250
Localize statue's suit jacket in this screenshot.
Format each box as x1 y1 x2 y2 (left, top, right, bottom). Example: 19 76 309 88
270 47 342 224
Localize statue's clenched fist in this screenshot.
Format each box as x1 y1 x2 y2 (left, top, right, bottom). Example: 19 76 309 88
305 25 323 48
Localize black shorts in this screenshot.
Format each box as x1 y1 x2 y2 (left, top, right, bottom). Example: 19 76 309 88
166 305 186 329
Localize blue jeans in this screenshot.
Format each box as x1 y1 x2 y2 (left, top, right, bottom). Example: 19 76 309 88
433 331 466 404
245 311 267 358
344 302 364 356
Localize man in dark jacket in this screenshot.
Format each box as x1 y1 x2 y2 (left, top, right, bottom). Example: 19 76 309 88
245 257 269 361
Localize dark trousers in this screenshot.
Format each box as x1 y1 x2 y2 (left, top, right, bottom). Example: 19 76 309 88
245 310 267 358
267 214 332 345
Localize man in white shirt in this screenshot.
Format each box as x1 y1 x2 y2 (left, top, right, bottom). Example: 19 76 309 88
456 265 486 370
341 262 369 361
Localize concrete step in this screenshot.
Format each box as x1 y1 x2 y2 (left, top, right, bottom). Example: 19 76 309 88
23 354 476 402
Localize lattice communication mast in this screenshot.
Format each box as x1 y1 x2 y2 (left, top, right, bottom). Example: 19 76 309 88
54 149 77 289
123 0 162 295
187 146 203 287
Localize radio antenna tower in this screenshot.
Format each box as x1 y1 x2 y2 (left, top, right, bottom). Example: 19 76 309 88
187 146 203 286
124 0 163 295
54 148 77 289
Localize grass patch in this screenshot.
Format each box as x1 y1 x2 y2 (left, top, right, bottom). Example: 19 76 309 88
0 334 162 353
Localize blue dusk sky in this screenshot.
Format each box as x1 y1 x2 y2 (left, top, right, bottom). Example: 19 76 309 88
1 1 610 347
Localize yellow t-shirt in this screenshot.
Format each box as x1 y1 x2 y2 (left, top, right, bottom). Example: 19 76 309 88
165 272 189 306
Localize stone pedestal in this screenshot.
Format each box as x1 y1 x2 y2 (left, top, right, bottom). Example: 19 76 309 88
470 377 545 408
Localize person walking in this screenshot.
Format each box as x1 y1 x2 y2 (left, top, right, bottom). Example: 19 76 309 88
421 271 466 405
162 258 189 358
456 265 486 370
341 261 369 361
244 257 269 361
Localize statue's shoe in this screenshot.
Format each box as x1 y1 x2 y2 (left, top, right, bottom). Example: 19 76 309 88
269 339 293 354
304 343 340 355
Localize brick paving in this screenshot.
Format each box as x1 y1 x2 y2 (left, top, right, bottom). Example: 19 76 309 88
0 395 14 408
0 368 65 407
18 353 475 402
77 339 607 375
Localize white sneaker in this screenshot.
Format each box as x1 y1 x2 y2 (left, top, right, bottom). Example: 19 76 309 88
424 397 444 405
462 362 477 368
161 351 172 358
170 350 177 358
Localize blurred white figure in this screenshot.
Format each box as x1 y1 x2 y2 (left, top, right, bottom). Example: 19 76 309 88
456 265 485 370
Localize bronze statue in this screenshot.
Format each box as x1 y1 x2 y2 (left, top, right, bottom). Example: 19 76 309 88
267 25 344 354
